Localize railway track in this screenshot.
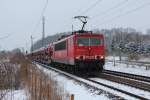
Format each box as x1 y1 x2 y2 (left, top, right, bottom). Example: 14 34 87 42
34 62 149 100
95 72 150 92
97 70 150 92
103 70 150 83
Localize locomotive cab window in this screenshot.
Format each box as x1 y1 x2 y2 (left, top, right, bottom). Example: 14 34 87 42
77 37 102 46
55 41 66 51
77 38 89 46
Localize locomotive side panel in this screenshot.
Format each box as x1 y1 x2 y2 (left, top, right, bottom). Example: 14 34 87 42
52 40 68 64
67 36 75 65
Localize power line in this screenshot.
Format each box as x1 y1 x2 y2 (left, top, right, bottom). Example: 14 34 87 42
78 0 103 15
32 0 49 33
96 1 150 27
91 0 129 19
70 0 103 31
91 0 139 25
56 0 102 32
42 16 45 47
31 35 33 52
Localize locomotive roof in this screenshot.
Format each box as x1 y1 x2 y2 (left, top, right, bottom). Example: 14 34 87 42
73 30 103 36
53 32 103 44
53 34 74 44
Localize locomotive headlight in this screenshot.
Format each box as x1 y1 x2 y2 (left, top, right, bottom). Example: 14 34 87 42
100 56 104 59
75 56 80 59
95 55 104 59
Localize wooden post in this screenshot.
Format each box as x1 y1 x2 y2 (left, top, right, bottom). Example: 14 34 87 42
145 64 150 70
71 94 74 100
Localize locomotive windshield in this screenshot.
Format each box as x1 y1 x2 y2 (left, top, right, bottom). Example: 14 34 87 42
77 37 102 46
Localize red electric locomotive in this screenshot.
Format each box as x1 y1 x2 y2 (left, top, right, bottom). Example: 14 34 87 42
51 31 105 72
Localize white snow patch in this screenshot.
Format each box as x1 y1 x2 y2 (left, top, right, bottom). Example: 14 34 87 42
106 56 128 61
33 57 150 100
36 64 111 100
106 56 150 63
35 64 143 100
104 61 150 77
1 89 28 100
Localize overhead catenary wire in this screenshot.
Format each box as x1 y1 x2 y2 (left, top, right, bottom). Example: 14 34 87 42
75 0 133 30
71 0 103 31
29 0 48 52
90 0 140 26
32 0 49 34
77 0 103 16
62 0 96 32
91 0 129 19
96 1 150 27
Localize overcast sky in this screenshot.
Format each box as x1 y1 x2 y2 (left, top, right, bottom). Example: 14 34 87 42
0 0 150 51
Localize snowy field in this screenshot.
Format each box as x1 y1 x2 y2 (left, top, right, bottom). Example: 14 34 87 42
106 56 150 63
105 56 150 77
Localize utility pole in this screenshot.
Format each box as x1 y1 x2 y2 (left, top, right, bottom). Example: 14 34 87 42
31 35 33 53
72 25 74 32
42 16 45 47
119 31 122 62
26 42 28 54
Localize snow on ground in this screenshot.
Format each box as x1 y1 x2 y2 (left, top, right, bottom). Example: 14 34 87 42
1 89 28 100
106 56 150 63
91 78 150 99
106 56 128 61
36 64 142 100
105 61 150 77
105 56 150 77
36 64 112 100
35 56 150 100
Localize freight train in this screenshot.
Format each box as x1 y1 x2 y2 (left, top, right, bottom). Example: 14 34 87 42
28 16 105 73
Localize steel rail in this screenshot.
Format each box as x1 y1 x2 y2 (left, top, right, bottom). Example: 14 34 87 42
88 79 148 100
103 70 150 83
96 73 150 92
